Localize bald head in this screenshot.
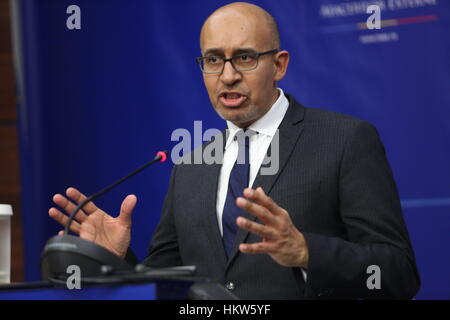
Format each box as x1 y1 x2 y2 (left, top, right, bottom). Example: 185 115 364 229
200 2 280 51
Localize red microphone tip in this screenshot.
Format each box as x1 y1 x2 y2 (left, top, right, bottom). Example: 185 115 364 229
156 151 168 162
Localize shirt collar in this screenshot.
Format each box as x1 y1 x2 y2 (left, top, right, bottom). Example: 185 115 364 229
225 88 289 149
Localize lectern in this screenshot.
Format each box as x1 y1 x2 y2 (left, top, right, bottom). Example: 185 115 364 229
0 275 239 300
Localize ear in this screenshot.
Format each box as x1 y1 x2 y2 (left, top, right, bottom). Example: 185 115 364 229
273 50 290 82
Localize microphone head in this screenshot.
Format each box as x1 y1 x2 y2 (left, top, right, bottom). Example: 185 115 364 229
156 150 168 162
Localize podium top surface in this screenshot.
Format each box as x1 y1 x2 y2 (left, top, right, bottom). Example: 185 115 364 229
0 281 157 300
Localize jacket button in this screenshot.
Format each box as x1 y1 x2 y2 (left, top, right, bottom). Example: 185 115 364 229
225 281 235 291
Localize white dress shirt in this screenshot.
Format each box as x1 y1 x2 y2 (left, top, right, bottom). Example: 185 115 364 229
216 88 289 235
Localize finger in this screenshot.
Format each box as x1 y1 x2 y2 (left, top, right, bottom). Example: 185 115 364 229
239 242 274 255
118 194 137 227
235 196 279 227
48 207 81 234
58 230 64 236
243 187 285 216
236 216 277 239
52 193 88 223
66 187 98 215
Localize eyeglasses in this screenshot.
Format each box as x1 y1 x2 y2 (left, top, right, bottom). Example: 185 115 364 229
197 49 279 74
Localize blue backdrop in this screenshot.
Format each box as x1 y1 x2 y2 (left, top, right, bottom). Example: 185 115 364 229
11 0 450 299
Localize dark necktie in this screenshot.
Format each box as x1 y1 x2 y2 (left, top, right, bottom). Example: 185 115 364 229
222 130 251 257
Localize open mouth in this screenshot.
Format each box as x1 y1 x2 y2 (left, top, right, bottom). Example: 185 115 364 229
219 92 247 107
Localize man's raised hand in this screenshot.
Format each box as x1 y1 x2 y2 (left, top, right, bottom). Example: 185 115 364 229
235 187 309 268
48 187 137 258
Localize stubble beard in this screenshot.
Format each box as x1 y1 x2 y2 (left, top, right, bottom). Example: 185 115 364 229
215 103 263 128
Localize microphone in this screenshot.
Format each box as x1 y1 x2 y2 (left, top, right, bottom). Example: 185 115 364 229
40 151 169 281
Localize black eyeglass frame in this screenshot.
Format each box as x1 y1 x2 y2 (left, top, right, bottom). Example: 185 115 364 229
196 48 279 74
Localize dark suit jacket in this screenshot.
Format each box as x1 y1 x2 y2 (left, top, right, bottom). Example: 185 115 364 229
141 94 420 299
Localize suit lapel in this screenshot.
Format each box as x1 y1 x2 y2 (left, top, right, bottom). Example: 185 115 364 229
199 131 228 268
225 95 306 269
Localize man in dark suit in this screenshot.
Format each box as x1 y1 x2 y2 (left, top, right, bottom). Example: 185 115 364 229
49 2 420 299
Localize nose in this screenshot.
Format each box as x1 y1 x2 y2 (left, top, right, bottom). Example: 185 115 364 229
220 60 242 86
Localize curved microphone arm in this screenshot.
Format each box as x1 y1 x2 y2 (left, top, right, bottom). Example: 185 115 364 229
64 151 168 234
